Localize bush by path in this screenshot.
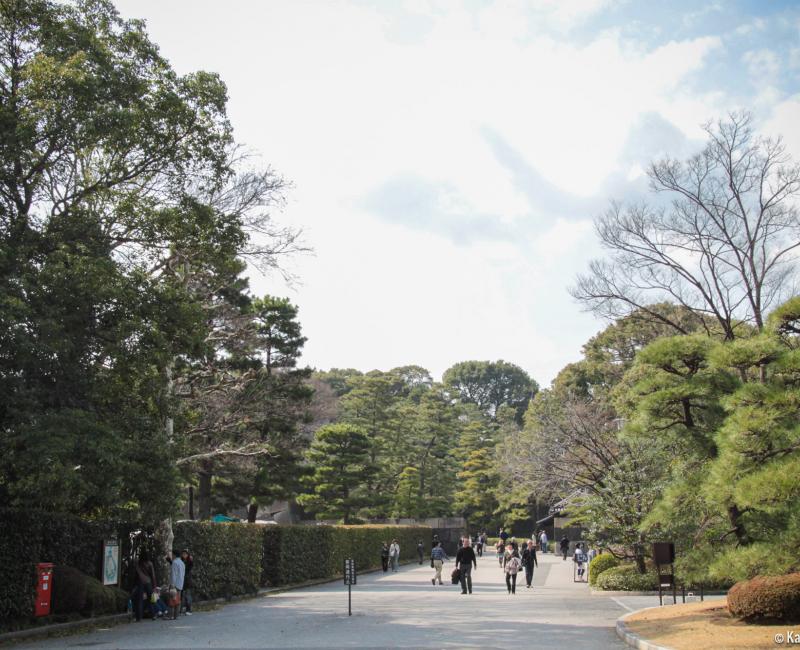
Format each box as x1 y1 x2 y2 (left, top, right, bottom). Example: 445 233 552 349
727 573 800 622
588 553 619 585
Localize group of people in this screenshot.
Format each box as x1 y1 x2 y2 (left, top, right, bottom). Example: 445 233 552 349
132 549 194 621
377 529 599 594
380 540 401 572
421 533 541 595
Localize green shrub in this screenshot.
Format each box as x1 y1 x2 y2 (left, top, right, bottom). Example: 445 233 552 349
174 521 263 600
588 553 620 586
728 573 800 622
83 576 127 616
262 525 430 587
595 564 659 591
52 566 87 614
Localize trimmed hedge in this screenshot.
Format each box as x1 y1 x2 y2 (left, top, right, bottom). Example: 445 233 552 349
0 509 157 621
1 508 430 625
173 521 263 600
262 525 430 586
728 573 800 622
51 565 126 616
588 553 619 586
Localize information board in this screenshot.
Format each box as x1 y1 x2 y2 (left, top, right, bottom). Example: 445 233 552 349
344 558 356 585
102 539 120 586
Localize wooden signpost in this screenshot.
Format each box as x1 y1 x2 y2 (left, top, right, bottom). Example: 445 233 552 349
343 558 356 616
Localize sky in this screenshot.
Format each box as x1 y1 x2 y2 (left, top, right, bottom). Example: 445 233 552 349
115 0 800 387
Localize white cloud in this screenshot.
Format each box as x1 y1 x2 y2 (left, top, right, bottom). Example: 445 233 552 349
742 48 780 85
112 0 793 385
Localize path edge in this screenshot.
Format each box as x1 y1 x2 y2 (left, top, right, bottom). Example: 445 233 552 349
615 607 674 650
0 561 408 646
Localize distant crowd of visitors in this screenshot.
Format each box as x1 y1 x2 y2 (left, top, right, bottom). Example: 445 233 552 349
379 527 599 595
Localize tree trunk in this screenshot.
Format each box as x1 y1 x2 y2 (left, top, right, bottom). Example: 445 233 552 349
198 462 213 520
634 545 646 574
188 486 194 520
728 504 749 546
247 503 258 523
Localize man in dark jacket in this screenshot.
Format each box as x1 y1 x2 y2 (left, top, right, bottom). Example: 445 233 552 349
180 549 193 615
560 536 570 561
521 540 538 589
455 539 477 595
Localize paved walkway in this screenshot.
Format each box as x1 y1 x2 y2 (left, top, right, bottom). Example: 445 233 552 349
15 552 683 649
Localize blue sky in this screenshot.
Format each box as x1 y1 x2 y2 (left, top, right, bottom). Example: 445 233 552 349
115 0 800 385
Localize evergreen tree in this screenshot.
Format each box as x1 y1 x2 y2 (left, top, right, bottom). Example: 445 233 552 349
297 423 376 524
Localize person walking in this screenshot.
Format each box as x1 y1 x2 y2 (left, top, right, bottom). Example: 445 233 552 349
560 535 570 560
167 549 185 620
380 542 390 572
475 534 483 557
132 552 157 622
539 530 548 554
499 527 509 544
417 540 424 565
496 539 505 566
503 546 521 594
430 541 449 585
521 540 538 589
180 549 193 616
574 543 588 580
389 539 400 572
455 538 477 594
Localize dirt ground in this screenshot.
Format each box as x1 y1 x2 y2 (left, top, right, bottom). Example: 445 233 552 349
624 599 797 649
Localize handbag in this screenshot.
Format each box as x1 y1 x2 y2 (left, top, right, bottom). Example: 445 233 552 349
430 558 435 568
450 568 460 585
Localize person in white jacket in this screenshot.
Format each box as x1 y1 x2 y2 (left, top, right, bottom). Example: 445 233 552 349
389 539 400 572
168 550 185 620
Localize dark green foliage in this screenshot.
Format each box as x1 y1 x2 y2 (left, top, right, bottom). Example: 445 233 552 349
83 577 128 616
261 525 430 586
728 573 800 622
297 423 377 524
0 509 160 621
52 566 88 615
51 566 125 616
588 553 619 586
173 521 263 600
443 360 537 422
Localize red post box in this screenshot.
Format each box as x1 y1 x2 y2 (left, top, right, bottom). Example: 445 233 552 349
35 563 54 617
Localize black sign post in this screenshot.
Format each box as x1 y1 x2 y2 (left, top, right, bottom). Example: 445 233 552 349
652 542 676 606
343 558 356 616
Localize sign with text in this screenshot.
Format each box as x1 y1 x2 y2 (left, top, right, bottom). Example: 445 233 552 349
344 558 356 585
102 539 120 586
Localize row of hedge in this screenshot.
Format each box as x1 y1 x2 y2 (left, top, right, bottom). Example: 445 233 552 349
0 509 159 623
261 524 429 587
0 510 430 623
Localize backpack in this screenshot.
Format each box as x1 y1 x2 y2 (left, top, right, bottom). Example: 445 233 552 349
451 568 461 584
506 557 520 575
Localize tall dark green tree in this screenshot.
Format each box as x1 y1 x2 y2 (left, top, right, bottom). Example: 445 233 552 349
297 423 376 524
443 360 537 423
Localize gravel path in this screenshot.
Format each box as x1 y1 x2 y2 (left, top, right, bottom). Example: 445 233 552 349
14 551 663 649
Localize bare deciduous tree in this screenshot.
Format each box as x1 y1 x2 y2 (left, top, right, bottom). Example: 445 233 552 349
572 112 800 339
